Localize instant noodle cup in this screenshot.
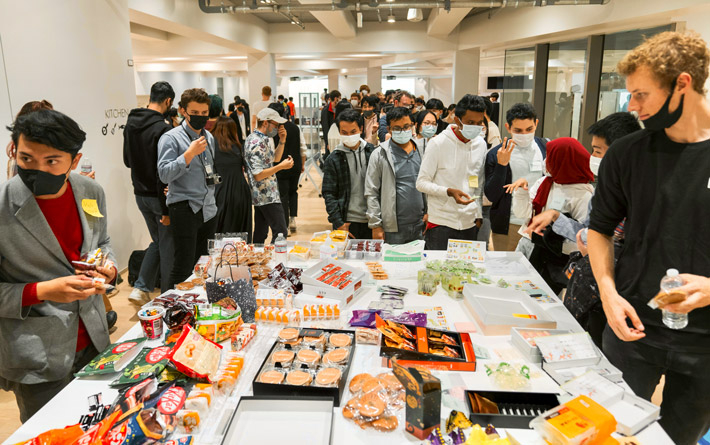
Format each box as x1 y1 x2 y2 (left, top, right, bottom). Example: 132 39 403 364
138 306 166 340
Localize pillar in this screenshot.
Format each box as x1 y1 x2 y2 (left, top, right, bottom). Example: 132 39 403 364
247 53 276 104
328 70 339 93
367 66 382 94
452 48 480 102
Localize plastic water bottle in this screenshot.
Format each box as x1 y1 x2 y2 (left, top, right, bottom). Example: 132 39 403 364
274 233 287 263
660 268 687 329
81 157 92 174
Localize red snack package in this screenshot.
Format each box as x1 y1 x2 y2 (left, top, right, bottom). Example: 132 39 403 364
168 325 222 381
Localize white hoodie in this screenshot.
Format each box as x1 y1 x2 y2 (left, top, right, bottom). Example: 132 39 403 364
416 125 487 230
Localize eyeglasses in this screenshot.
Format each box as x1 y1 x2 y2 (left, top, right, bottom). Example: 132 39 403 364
391 125 413 132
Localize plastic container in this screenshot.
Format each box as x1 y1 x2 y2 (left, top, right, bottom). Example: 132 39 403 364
274 233 287 263
660 268 687 329
80 157 92 174
319 243 338 260
530 395 616 445
138 306 166 339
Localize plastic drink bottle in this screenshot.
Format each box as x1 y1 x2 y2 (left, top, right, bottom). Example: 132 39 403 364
274 233 287 262
660 268 687 329
81 157 92 174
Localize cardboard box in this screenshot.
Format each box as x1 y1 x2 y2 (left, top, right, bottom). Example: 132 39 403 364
462 285 557 335
465 390 560 429
220 396 334 445
392 359 441 440
376 315 476 372
510 327 571 363
251 328 355 407
301 259 366 305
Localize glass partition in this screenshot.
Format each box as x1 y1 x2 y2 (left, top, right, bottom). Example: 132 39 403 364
543 39 587 140
500 47 535 138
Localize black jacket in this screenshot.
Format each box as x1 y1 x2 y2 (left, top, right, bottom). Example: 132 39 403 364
484 137 547 235
230 112 246 146
274 121 303 179
320 105 333 149
123 108 172 215
321 143 376 228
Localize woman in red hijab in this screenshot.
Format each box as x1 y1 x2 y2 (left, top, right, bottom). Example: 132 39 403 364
511 137 595 255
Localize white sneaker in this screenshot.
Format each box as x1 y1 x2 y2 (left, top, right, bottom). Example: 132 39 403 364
128 288 151 306
289 216 297 232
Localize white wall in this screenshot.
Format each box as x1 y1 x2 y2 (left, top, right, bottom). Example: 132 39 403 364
0 0 147 269
339 75 366 98
222 76 241 106
429 78 453 105
136 71 220 102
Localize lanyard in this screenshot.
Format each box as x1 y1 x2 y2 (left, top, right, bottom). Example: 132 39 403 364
182 126 215 178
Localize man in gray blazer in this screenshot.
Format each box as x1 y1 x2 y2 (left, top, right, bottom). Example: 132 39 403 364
0 109 115 422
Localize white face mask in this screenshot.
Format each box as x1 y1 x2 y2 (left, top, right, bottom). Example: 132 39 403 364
341 133 361 148
589 155 602 176
512 132 535 147
351 100 359 107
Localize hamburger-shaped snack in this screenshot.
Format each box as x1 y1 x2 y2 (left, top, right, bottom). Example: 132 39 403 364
259 369 285 384
348 373 373 393
286 370 313 386
315 367 342 387
176 282 195 291
322 348 349 365
303 333 326 349
296 348 321 367
328 333 352 348
271 349 295 367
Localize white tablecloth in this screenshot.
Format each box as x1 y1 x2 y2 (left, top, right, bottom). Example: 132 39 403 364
4 251 672 445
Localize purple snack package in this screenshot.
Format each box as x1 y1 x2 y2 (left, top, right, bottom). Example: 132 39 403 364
449 428 466 445
387 312 427 327
348 309 381 327
427 427 447 445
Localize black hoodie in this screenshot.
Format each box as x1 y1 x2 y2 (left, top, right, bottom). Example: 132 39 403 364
123 108 172 215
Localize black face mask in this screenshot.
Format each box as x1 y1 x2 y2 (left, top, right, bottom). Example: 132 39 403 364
237 107 244 112
187 114 209 131
363 110 374 118
642 79 685 132
17 165 71 196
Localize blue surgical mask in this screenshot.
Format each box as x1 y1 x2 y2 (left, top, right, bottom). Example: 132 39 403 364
460 123 483 140
421 125 437 139
391 130 412 145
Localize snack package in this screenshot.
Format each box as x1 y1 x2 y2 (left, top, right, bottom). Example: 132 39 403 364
169 325 223 381
110 378 159 415
648 289 687 309
71 248 107 271
484 363 531 390
75 338 146 377
70 409 123 445
154 436 194 445
143 382 190 434
231 324 257 351
342 371 405 432
111 346 172 387
104 406 164 444
11 424 85 445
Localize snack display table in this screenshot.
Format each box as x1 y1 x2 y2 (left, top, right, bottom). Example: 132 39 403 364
4 251 673 445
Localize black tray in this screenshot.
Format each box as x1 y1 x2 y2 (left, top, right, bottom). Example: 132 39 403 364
466 390 559 429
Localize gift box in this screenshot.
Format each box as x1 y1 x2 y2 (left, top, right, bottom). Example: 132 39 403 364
344 239 383 260
301 259 367 305
510 327 572 363
376 315 476 372
392 358 441 440
251 328 355 407
462 285 557 335
465 390 560 429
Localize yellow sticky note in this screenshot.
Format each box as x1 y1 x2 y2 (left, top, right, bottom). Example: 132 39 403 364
468 175 479 188
82 199 103 218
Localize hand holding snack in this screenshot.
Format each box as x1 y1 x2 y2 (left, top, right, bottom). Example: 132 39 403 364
37 275 99 303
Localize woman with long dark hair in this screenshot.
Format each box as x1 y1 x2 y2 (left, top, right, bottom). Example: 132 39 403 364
212 116 253 240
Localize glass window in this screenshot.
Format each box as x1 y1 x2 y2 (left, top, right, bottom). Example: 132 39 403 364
598 25 673 120
500 47 535 139
543 39 587 140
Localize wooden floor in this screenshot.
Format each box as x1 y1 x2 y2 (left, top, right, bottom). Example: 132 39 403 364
0 175 668 441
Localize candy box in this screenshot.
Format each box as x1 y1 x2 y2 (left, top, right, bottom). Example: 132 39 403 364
392 358 441 440
376 315 477 372
301 259 366 305
465 390 560 429
251 328 355 407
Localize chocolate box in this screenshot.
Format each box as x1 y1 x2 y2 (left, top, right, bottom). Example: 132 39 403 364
251 328 355 407
466 390 560 429
392 359 441 440
376 315 476 372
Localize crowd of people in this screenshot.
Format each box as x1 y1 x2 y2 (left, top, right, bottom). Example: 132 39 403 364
1 30 710 444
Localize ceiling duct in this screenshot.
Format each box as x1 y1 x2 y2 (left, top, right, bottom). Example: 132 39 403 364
197 0 610 14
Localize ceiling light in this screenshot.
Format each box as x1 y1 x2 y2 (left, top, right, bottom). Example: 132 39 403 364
386 0 395 3
222 56 247 60
387 14 395 22
406 8 422 22
160 57 186 61
357 11 363 28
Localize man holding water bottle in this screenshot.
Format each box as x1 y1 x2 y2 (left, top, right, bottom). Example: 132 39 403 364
587 31 710 445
